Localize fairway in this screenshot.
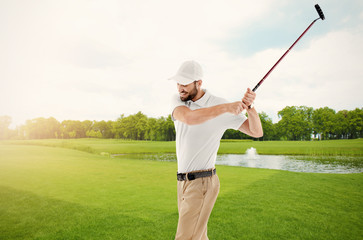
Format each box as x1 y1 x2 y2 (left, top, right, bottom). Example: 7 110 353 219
4 138 363 156
1 141 362 239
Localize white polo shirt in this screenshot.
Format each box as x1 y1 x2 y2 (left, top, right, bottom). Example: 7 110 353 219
172 89 247 173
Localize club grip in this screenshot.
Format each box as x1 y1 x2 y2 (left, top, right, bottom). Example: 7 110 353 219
315 4 325 20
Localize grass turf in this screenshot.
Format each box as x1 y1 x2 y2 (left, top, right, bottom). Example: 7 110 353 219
3 138 363 156
0 142 362 239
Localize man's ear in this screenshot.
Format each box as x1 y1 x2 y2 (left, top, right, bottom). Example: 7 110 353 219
196 80 203 89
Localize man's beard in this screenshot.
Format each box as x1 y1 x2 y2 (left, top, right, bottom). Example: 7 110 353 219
180 82 198 102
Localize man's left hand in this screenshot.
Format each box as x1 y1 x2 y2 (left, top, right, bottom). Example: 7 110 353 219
242 88 256 107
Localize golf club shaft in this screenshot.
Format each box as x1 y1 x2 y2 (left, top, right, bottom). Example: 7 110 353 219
252 17 320 92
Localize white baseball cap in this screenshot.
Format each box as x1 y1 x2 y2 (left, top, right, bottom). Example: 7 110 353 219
168 60 203 85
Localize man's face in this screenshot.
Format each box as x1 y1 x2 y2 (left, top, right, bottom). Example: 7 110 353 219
177 81 198 102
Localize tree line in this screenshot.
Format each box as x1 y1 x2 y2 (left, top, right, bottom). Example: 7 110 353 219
0 106 362 141
223 106 362 141
0 112 175 141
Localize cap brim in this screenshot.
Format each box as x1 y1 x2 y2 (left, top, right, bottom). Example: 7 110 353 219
168 75 195 85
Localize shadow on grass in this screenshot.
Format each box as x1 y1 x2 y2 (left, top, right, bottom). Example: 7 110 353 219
209 171 363 240
0 185 177 240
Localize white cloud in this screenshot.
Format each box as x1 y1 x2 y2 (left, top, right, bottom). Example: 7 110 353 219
216 28 363 122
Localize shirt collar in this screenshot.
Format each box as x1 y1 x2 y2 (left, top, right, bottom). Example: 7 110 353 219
193 89 210 107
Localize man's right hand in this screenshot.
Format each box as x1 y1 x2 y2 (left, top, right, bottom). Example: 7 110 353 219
226 101 248 115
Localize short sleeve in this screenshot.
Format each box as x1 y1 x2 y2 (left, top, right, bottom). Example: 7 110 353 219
227 114 247 130
171 94 187 121
221 113 247 130
209 96 247 130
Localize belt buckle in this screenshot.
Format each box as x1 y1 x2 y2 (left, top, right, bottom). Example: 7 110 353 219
186 172 195 181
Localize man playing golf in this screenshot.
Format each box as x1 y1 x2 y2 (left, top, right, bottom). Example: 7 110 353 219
169 60 263 240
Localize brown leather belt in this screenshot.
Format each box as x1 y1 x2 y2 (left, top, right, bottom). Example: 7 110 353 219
177 168 216 181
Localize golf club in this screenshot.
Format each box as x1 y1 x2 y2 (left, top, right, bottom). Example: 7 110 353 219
251 4 325 92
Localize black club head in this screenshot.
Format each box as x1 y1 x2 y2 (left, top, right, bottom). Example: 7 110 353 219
315 4 325 20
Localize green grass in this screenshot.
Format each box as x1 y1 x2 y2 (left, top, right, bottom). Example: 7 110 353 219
219 139 363 156
3 138 363 156
0 144 177 239
0 141 362 239
3 139 176 155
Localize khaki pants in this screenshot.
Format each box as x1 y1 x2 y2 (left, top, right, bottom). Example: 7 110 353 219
175 174 220 240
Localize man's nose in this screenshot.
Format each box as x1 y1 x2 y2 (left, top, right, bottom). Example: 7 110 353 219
177 85 184 92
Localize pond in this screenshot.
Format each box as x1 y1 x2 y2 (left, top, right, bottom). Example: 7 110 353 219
112 148 363 174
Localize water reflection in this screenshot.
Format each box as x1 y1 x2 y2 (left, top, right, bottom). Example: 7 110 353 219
111 148 363 174
217 147 362 174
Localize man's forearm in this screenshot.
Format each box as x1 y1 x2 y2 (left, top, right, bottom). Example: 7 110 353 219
175 104 228 125
246 107 263 137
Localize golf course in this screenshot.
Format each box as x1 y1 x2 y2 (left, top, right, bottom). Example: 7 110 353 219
1 139 362 239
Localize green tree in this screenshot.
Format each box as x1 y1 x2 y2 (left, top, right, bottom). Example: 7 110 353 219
113 114 125 139
86 129 103 138
82 120 93 137
258 112 275 140
121 115 137 139
93 120 112 138
61 120 85 138
155 116 167 141
335 110 350 139
4 106 360 141
347 108 363 139
24 117 60 139
312 107 336 140
164 115 176 141
113 112 148 140
135 112 148 140
222 112 276 141
145 117 158 140
277 106 313 140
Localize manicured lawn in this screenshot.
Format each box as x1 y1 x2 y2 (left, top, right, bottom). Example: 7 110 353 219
3 138 363 156
219 139 363 156
1 142 362 239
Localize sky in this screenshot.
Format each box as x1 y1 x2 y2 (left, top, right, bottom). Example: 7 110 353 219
1 0 362 128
